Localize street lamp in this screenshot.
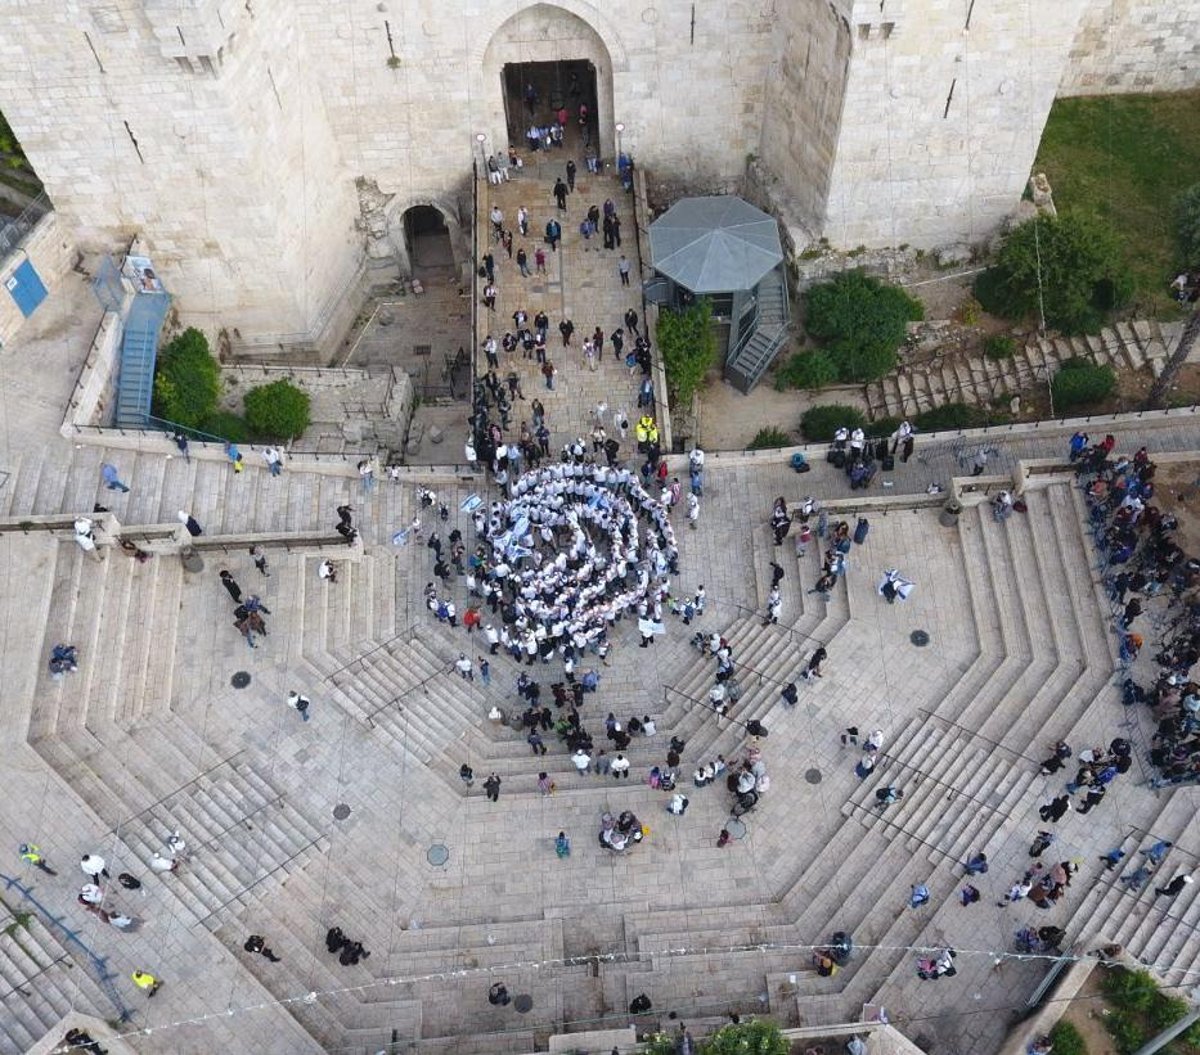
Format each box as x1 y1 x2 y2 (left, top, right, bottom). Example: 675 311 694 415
475 131 487 173
615 122 625 160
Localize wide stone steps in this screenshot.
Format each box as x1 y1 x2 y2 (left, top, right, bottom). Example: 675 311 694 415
28 545 181 739
0 913 113 1055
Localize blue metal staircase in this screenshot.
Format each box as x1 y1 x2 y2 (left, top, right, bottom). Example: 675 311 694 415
724 265 790 394
115 291 171 427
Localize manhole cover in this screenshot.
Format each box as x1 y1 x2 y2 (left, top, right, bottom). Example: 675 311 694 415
725 818 747 840
427 844 449 867
231 671 251 689
513 994 533 1013
333 804 351 821
805 768 823 785
910 630 931 647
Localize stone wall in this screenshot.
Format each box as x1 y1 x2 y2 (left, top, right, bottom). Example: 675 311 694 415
2 0 1196 359
61 311 124 430
820 0 1093 250
0 211 76 349
1060 0 1200 95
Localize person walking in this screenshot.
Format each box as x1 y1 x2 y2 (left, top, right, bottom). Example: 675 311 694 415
553 178 568 210
555 831 571 858
318 559 338 583
1156 874 1194 898
687 492 699 529
618 255 631 286
565 159 576 191
131 970 162 997
100 463 130 493
174 432 191 463
484 773 501 802
80 853 110 880
250 546 270 577
219 570 242 604
286 690 312 722
971 448 989 476
19 843 56 875
803 647 828 681
262 446 283 477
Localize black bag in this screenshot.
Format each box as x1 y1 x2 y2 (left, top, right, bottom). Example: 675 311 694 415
875 439 889 461
831 449 846 469
882 454 895 471
854 517 870 544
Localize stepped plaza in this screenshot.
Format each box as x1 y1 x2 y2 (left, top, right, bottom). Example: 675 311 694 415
4 160 1200 1055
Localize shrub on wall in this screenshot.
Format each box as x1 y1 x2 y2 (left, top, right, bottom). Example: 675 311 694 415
975 212 1132 334
243 379 312 440
804 270 924 383
1051 357 1117 409
747 426 792 450
1047 1021 1088 1055
799 403 866 441
152 327 220 429
774 349 838 391
657 298 718 406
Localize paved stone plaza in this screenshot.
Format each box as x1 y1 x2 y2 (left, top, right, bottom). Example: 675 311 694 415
5 246 1200 1055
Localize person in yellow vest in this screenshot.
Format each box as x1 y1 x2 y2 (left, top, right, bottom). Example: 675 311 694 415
131 970 162 997
18 843 57 875
635 419 650 448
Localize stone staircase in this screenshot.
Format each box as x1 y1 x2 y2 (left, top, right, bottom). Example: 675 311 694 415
33 716 329 931
0 911 113 1055
864 318 1182 419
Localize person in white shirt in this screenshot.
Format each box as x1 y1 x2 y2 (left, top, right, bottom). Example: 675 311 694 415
610 754 631 778
572 749 591 773
641 716 657 736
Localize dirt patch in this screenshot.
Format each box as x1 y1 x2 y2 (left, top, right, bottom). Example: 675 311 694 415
1058 969 1117 1054
1153 461 1200 557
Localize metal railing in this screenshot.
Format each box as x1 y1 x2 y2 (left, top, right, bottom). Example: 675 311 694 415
0 191 50 256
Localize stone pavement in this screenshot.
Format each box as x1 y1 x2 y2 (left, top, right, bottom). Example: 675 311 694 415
479 159 648 451
5 283 1200 1053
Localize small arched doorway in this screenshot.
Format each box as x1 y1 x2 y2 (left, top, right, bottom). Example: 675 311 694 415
402 205 455 271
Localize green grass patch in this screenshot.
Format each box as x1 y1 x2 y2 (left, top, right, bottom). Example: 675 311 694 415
747 427 793 450
1035 91 1200 317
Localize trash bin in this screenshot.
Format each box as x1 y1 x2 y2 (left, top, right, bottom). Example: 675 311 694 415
180 546 204 573
939 498 963 527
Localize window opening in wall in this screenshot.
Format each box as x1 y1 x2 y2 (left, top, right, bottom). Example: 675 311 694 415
881 22 895 38
858 23 871 39
198 55 215 75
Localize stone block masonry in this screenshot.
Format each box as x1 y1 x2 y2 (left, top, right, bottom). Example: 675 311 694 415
0 0 1195 359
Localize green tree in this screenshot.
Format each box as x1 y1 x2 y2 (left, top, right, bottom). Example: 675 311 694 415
975 212 1131 335
152 327 220 429
702 1020 790 1055
774 349 838 390
1047 1020 1088 1055
800 403 867 441
243 379 311 440
804 270 924 382
1174 182 1200 271
1051 358 1117 409
657 298 719 406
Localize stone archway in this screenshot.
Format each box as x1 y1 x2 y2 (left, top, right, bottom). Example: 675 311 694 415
379 196 469 284
479 4 621 162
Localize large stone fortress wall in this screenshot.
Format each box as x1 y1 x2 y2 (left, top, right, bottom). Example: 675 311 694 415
1 0 1196 352
1060 0 1200 95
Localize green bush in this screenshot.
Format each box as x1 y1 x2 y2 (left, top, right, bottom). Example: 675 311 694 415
1105 1010 1147 1055
243 379 312 440
199 410 251 443
804 270 924 382
1103 968 1158 1014
152 327 220 429
1048 1021 1088 1055
774 350 838 391
984 334 1017 360
1175 182 1200 270
975 212 1132 335
703 1020 790 1055
799 404 866 441
658 299 718 405
747 427 792 450
914 402 988 431
1051 358 1117 409
1148 992 1191 1032
866 415 903 439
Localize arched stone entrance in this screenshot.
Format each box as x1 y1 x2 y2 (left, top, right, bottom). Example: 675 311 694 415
479 4 621 162
382 198 469 284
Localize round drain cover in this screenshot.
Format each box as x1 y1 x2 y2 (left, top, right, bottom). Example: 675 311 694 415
910 630 931 647
427 844 449 866
231 671 251 689
333 804 351 821
805 768 823 785
513 994 533 1013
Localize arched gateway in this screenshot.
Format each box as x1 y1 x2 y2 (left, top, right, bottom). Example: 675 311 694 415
478 3 624 163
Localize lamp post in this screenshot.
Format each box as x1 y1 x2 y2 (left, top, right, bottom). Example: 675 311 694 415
475 132 487 175
615 122 625 162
